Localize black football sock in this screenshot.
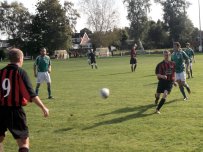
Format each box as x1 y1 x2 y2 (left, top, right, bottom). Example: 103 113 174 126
179 86 186 98
156 98 166 111
48 86 51 97
154 95 159 105
190 70 193 77
19 147 29 152
35 87 39 96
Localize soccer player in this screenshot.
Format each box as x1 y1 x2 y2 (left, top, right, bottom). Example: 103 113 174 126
34 47 53 99
89 49 98 69
185 42 195 79
0 48 49 152
130 44 137 72
154 50 176 114
171 42 191 101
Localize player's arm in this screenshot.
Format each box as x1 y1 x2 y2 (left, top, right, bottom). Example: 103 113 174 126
33 64 37 77
155 63 167 79
48 58 51 73
20 69 49 117
31 96 49 117
156 74 167 79
34 58 38 77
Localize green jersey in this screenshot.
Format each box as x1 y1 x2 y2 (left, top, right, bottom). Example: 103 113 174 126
35 55 51 72
184 48 194 63
171 50 189 73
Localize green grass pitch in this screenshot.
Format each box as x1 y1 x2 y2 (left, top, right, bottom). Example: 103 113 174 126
1 53 203 152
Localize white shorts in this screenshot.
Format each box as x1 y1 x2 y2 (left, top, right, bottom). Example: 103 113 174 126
175 72 186 82
36 72 51 83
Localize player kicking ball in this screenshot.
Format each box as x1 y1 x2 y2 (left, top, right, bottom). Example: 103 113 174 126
154 50 176 114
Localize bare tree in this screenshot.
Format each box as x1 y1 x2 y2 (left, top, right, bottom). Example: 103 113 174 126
79 0 119 32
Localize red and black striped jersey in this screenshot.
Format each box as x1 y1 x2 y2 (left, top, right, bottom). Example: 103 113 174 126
0 64 36 107
130 48 136 58
155 60 176 81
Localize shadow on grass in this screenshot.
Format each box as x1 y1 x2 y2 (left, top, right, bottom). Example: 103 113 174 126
143 82 157 86
143 74 155 77
100 71 132 76
54 127 74 133
83 98 181 130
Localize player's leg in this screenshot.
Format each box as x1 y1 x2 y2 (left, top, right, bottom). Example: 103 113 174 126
94 61 98 69
176 72 188 100
154 93 160 105
156 90 168 114
190 63 193 78
130 58 133 72
35 83 40 96
16 138 29 152
133 59 137 71
35 72 43 95
10 107 29 152
186 63 190 79
45 72 53 99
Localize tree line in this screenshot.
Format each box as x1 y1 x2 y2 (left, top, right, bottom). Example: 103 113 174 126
0 0 201 56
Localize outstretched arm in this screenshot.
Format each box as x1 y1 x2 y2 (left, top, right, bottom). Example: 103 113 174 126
31 96 49 117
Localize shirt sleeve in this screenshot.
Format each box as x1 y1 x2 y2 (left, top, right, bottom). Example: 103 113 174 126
19 68 37 99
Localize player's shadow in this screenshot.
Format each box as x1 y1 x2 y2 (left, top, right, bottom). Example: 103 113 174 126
54 127 74 133
143 82 157 86
83 98 180 130
100 71 132 76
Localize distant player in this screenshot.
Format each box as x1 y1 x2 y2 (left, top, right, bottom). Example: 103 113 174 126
34 47 54 99
171 42 191 101
154 50 176 114
130 44 137 72
185 42 195 79
89 49 98 69
0 48 49 152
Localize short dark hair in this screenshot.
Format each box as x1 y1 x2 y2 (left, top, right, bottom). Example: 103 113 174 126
174 42 181 48
40 47 46 51
8 48 23 63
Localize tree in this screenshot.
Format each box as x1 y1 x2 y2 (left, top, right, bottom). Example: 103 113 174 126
155 0 195 43
0 1 32 48
64 1 80 32
124 0 151 40
78 0 119 32
144 20 170 49
31 0 73 53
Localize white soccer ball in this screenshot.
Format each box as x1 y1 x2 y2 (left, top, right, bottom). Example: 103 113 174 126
100 88 110 99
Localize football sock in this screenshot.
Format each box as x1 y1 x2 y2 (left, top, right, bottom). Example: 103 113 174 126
156 98 166 111
179 86 186 98
131 66 133 72
48 86 51 97
19 147 29 152
190 70 193 77
154 95 159 105
35 88 39 96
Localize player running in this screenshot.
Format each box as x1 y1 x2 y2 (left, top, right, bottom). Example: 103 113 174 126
154 50 176 114
171 42 191 101
184 42 195 79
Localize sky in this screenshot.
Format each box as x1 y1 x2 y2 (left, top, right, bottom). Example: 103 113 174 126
4 0 203 32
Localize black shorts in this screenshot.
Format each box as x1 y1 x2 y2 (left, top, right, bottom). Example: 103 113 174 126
0 106 29 139
130 58 137 64
156 80 173 93
91 58 96 64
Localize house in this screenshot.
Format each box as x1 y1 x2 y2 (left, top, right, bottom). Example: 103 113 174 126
0 40 9 49
71 32 92 57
